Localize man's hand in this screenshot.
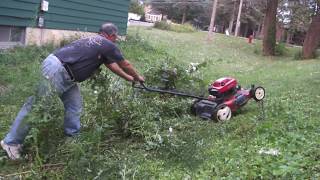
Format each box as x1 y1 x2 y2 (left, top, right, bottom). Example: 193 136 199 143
134 75 145 82
105 63 135 82
118 60 145 82
128 76 135 82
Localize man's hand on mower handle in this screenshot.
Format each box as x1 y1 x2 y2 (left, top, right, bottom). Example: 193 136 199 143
130 75 145 87
106 60 144 82
115 60 145 83
134 75 145 83
131 80 146 90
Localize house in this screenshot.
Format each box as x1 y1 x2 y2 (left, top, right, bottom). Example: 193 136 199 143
144 5 162 23
0 0 130 49
128 13 141 21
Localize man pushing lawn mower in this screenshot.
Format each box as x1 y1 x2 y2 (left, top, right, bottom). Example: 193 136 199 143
1 23 145 160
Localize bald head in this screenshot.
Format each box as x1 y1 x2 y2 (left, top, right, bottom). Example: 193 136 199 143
99 23 118 36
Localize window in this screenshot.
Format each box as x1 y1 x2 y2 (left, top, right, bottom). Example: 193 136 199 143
0 27 10 42
11 27 25 42
0 26 25 43
0 26 25 49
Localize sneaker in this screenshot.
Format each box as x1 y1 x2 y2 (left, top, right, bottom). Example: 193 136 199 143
1 140 22 160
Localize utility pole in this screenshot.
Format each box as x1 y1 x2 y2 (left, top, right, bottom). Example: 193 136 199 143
235 0 243 37
207 0 219 41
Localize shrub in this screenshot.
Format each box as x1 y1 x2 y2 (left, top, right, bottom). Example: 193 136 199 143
253 44 262 55
293 49 319 60
84 58 206 140
170 23 196 33
275 42 288 56
59 34 82 47
154 21 171 31
129 0 144 15
293 50 303 60
154 21 196 33
82 33 206 143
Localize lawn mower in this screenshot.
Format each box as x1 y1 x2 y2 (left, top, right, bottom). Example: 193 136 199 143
132 77 265 122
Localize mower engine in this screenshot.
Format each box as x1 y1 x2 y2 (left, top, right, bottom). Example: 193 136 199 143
191 77 265 122
208 77 238 99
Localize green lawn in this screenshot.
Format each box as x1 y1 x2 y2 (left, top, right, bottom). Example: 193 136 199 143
0 27 319 179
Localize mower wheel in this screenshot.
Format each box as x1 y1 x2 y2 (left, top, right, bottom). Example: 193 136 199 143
213 104 232 122
253 86 265 101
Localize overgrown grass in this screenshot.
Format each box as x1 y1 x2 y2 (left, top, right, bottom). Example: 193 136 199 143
0 27 319 179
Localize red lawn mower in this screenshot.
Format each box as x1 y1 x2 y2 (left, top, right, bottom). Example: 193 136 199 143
133 77 265 122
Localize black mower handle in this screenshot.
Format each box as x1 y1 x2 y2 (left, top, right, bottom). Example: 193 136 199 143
132 81 208 100
131 81 146 89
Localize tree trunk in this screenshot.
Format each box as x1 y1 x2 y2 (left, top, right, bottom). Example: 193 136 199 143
262 0 278 56
235 0 243 37
259 20 264 39
302 14 320 59
181 9 187 24
286 31 292 44
207 0 219 41
228 1 237 35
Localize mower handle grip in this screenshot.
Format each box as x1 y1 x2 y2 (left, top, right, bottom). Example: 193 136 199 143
132 81 146 89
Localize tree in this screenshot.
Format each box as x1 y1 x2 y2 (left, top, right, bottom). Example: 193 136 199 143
150 0 207 24
129 0 144 15
263 0 278 56
278 0 317 45
302 2 320 59
208 0 238 34
207 0 219 40
228 1 237 34
242 0 266 37
150 0 266 34
235 0 244 36
217 0 266 37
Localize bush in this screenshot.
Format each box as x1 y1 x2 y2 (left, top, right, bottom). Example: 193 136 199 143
293 50 303 60
154 21 171 31
85 45 205 140
275 42 288 56
293 49 319 60
81 34 206 142
154 21 196 33
129 0 144 15
59 34 82 47
253 44 262 55
170 23 196 33
254 43 289 56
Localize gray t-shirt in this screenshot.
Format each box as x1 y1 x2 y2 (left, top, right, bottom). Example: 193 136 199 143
53 35 124 82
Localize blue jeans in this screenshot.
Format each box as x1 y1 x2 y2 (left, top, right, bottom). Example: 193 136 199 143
4 54 83 145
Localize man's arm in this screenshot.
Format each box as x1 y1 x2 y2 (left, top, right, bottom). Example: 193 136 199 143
105 62 134 81
117 60 144 82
